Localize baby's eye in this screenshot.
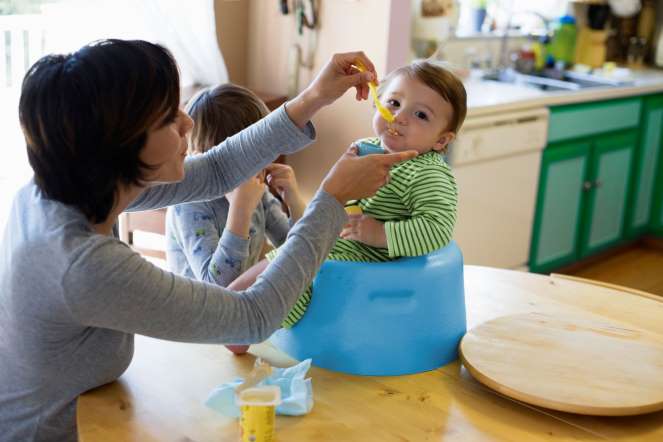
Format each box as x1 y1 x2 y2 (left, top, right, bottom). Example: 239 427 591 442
415 111 429 121
386 99 400 108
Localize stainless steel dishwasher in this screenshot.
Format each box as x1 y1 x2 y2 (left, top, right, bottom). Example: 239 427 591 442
447 108 549 270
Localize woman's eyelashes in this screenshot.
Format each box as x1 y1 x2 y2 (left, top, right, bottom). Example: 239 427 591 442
158 111 178 128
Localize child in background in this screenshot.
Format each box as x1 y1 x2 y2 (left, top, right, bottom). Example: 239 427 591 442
261 60 466 328
166 84 306 351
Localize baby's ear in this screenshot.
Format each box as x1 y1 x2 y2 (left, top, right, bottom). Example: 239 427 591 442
433 132 455 152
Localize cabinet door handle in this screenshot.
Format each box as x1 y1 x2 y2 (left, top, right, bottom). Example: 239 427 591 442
593 180 603 188
583 181 593 191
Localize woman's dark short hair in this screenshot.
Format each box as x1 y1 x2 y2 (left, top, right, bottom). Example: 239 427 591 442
185 83 269 155
19 39 180 223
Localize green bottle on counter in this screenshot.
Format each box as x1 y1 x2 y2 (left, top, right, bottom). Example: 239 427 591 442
548 15 577 65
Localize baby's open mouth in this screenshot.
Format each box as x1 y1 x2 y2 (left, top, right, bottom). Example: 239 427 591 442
387 126 400 136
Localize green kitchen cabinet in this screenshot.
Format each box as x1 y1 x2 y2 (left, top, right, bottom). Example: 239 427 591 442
580 131 636 256
530 97 642 274
626 94 663 237
651 155 663 235
530 141 591 272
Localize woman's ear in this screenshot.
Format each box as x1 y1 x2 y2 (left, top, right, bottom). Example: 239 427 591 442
433 132 456 152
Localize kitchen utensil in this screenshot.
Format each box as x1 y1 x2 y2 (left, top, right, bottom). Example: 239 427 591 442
608 0 641 18
353 60 395 124
588 4 610 30
575 27 609 68
636 0 656 46
460 311 663 416
656 26 663 67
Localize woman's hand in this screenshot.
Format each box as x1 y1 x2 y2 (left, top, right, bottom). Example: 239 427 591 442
340 215 387 248
321 146 417 204
226 173 266 238
285 51 377 128
265 163 306 222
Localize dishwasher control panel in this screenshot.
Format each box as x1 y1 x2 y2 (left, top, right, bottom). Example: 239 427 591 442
448 108 549 167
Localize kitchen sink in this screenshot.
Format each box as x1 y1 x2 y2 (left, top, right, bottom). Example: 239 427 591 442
483 69 635 92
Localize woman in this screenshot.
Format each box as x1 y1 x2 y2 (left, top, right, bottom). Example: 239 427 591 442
0 39 415 441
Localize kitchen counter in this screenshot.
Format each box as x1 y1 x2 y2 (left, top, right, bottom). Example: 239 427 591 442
466 67 663 117
77 267 663 441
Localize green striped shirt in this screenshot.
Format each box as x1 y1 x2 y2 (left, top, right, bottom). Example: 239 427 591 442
275 138 458 327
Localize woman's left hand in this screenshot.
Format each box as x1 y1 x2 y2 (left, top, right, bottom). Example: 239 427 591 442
340 214 387 248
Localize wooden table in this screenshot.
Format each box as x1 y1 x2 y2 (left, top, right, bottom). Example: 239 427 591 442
78 266 663 441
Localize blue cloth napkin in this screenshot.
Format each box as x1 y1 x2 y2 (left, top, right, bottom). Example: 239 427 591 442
205 359 313 417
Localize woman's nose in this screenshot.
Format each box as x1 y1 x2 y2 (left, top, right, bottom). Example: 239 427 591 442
180 111 194 135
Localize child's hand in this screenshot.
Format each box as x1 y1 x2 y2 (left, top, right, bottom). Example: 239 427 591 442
226 174 265 238
227 174 265 212
265 163 306 221
340 214 387 248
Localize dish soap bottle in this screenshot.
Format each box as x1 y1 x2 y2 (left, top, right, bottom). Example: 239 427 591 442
549 15 577 66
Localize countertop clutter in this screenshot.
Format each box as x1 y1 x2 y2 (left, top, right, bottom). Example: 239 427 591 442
465 67 663 117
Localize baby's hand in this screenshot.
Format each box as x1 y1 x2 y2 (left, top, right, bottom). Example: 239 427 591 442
340 215 387 248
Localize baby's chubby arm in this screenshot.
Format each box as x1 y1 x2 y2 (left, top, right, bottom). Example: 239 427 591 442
384 163 457 257
340 214 387 247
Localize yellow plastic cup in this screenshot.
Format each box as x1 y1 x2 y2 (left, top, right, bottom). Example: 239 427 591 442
237 386 281 442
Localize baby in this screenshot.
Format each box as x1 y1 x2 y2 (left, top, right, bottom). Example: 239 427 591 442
262 60 467 328
166 84 305 350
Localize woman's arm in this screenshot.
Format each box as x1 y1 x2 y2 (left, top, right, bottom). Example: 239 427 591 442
127 107 314 212
65 147 416 344
64 190 346 344
128 51 379 212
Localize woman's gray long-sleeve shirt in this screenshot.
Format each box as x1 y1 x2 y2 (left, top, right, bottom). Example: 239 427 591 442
0 106 346 442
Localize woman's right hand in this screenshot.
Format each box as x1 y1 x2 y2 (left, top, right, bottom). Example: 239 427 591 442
285 51 377 128
321 147 418 204
226 174 266 238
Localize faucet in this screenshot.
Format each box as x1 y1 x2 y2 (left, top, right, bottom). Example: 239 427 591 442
497 9 552 71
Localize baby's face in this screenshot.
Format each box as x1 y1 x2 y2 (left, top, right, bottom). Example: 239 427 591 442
372 74 454 155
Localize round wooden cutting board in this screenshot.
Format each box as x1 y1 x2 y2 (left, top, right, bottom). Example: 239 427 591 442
459 312 663 416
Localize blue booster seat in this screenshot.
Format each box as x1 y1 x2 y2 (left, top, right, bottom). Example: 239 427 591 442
270 241 466 376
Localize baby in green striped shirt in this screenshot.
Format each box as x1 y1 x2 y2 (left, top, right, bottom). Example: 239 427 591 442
240 60 467 329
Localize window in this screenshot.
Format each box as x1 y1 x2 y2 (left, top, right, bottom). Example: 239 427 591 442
456 0 570 37
0 0 226 230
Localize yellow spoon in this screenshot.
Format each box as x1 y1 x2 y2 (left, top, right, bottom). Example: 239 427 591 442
353 60 395 123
